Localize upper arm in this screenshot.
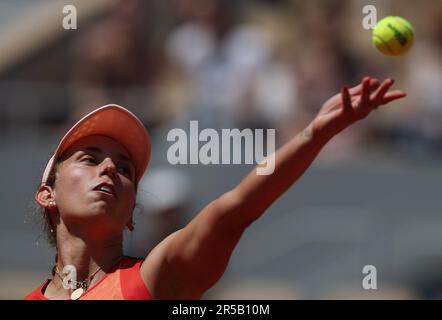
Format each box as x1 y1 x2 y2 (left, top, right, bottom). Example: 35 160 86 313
140 190 249 299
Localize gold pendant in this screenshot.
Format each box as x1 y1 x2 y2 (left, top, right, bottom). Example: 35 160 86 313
71 288 84 300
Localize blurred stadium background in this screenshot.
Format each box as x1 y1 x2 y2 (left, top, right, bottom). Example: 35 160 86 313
1 0 442 299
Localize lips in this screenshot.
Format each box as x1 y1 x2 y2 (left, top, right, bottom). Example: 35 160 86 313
93 182 117 198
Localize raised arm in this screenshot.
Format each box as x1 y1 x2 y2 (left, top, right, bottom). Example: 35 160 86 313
233 77 406 221
140 77 406 299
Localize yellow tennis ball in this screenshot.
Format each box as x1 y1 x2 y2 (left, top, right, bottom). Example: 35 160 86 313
372 16 415 56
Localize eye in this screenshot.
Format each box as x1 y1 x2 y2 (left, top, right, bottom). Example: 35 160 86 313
81 156 97 164
117 163 135 180
117 165 127 173
117 164 131 175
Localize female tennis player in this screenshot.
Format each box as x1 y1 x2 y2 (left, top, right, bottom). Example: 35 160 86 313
25 76 406 300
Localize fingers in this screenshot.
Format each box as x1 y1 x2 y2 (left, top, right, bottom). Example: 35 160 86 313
349 77 380 96
341 77 406 114
349 77 380 113
372 79 395 103
360 77 371 107
378 90 407 105
341 85 352 112
347 80 364 95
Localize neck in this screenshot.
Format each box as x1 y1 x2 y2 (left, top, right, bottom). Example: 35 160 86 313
51 222 124 292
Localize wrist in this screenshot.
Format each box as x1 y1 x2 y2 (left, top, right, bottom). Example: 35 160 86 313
304 120 334 145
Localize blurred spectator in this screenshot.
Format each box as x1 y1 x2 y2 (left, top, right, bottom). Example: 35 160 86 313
165 0 272 129
292 1 370 160
69 0 169 128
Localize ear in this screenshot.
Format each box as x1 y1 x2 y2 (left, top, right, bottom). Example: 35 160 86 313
35 184 56 209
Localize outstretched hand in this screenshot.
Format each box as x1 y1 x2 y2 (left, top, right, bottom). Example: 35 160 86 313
311 76 407 140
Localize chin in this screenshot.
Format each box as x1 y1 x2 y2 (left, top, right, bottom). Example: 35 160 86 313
89 201 114 216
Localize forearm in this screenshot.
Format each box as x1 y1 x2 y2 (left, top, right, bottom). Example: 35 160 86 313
234 122 332 223
222 77 404 227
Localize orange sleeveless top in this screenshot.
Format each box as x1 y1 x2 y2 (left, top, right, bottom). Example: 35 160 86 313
24 256 153 300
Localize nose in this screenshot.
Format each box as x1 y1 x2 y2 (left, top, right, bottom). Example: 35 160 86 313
99 158 117 180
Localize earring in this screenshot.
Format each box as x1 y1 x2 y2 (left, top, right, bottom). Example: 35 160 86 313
127 222 134 231
48 200 56 207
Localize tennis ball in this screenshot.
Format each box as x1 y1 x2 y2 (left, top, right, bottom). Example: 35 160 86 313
372 16 415 56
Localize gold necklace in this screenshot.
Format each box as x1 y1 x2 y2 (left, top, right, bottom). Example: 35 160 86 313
54 265 102 300
53 256 124 300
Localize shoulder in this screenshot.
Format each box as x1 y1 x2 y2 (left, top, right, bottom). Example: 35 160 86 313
139 231 182 299
139 230 202 299
119 256 153 300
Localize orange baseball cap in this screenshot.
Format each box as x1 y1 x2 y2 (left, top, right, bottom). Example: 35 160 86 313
41 104 151 185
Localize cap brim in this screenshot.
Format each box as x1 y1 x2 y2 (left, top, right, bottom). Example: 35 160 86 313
41 104 150 185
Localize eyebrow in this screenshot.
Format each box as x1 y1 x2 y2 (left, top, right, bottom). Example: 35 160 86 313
84 147 132 163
